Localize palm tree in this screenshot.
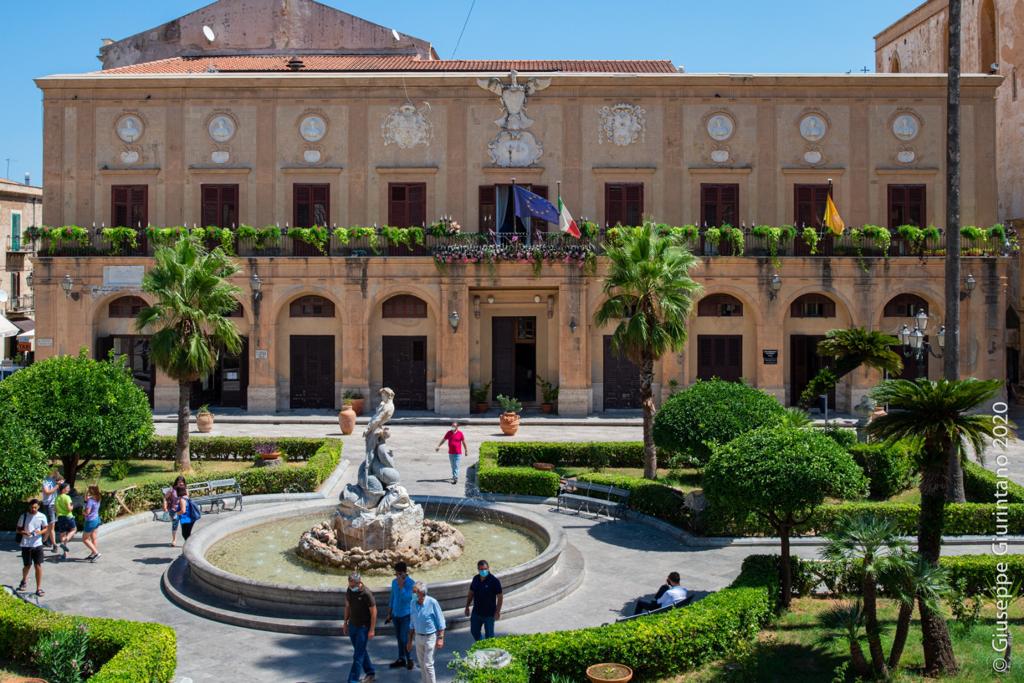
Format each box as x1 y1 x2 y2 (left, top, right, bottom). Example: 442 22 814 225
799 327 904 408
136 239 243 472
824 514 908 679
881 553 950 671
821 601 870 679
868 377 1001 676
594 223 701 479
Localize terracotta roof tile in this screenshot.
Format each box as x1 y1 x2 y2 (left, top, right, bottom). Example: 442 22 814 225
100 55 677 75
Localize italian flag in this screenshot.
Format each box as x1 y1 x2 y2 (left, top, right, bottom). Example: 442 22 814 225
558 196 580 238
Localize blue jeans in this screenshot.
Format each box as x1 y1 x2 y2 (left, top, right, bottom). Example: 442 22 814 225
449 452 461 479
393 614 411 662
348 625 375 683
470 613 495 641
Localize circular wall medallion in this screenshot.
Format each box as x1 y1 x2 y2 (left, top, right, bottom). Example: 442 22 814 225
115 114 144 143
120 150 140 164
303 149 322 163
710 149 730 163
891 113 920 141
803 150 823 164
799 114 828 142
896 150 916 164
706 113 734 141
211 150 230 164
208 115 236 143
299 115 326 142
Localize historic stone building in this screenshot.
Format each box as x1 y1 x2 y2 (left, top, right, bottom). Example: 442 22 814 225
31 0 1009 415
0 178 39 362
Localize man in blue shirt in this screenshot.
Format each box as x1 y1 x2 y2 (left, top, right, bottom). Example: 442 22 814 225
408 581 446 683
386 561 415 670
465 559 503 640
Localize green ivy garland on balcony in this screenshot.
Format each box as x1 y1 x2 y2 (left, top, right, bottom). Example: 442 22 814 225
801 227 820 255
287 226 329 254
751 224 796 267
100 226 139 252
849 225 892 272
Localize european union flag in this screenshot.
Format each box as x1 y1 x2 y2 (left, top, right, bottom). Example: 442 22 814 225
513 185 559 225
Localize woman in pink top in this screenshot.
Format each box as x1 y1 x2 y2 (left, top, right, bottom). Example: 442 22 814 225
435 422 468 485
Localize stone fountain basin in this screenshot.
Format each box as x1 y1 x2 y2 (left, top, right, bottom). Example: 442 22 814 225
179 497 565 618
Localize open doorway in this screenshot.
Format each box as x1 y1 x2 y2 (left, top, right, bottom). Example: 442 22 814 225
492 316 537 402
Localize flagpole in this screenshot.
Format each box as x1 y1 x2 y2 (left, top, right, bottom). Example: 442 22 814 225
511 176 520 244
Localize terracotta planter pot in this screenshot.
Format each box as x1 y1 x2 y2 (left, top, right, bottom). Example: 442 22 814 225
499 412 520 436
540 402 554 414
533 462 554 471
349 398 365 416
586 663 633 683
474 402 490 414
259 450 281 461
196 412 214 433
338 406 357 435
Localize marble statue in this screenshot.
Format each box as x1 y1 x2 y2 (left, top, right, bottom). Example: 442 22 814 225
477 70 550 131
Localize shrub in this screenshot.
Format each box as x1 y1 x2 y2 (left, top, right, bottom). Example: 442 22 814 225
477 444 559 497
0 412 48 504
963 460 1024 503
938 554 1024 595
0 351 154 487
0 591 176 682
492 441 659 468
459 552 776 682
848 441 916 499
820 424 858 449
107 460 131 482
653 379 787 465
136 436 325 461
33 624 92 683
576 472 690 527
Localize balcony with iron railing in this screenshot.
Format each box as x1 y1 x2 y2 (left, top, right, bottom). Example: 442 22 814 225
5 234 33 271
3 294 33 315
25 223 1015 265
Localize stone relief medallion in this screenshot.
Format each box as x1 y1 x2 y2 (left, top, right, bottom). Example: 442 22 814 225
382 103 432 149
303 149 322 163
598 103 646 146
706 113 735 142
798 113 828 142
120 149 141 165
477 71 550 131
207 114 237 143
299 114 327 142
891 112 920 141
488 130 543 167
803 148 824 165
896 148 916 164
710 149 730 163
211 150 230 164
115 114 144 144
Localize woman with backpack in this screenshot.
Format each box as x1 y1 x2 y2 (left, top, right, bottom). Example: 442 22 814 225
177 484 201 541
163 476 186 546
81 485 102 562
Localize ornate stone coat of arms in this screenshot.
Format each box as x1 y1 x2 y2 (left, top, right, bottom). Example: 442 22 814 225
382 103 432 149
477 70 551 167
598 103 646 146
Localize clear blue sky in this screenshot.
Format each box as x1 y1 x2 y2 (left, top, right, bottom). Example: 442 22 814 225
0 0 922 186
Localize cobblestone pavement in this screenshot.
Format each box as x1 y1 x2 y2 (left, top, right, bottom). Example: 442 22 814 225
0 421 1014 682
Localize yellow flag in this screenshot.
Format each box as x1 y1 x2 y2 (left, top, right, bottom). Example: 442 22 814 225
824 194 845 235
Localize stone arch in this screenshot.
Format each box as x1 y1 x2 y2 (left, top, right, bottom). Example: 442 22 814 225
688 286 762 387
890 52 901 73
781 289 854 409
273 288 347 411
872 287 944 332
367 284 442 411
979 0 998 73
366 283 441 326
92 291 157 405
271 286 347 326
783 287 855 324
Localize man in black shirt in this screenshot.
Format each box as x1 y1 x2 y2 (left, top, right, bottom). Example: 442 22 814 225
343 572 377 683
465 559 503 641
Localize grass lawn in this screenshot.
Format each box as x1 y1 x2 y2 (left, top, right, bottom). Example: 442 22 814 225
554 466 703 492
668 597 1024 682
71 458 305 490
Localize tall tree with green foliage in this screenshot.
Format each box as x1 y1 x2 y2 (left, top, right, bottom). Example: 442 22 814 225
0 412 47 504
868 377 1001 676
704 425 867 607
0 351 153 488
799 327 903 408
594 223 702 479
137 239 242 472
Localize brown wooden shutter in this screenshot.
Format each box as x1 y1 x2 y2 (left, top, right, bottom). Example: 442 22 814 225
479 185 496 232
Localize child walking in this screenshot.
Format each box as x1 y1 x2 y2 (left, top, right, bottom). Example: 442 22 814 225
82 485 102 562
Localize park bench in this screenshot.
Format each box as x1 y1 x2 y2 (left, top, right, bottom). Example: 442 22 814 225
611 594 695 624
557 478 630 520
154 478 243 520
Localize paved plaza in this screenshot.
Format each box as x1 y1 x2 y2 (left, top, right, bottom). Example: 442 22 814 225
2 421 1019 682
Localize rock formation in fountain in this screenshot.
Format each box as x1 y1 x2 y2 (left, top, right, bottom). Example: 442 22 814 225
298 387 464 571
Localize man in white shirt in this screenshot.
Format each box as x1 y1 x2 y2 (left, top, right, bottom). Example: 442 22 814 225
634 571 688 614
657 581 689 609
16 498 49 596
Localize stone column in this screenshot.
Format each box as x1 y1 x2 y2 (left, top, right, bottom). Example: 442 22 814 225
435 278 469 414
557 282 589 416
245 269 276 412
757 288 786 403
342 283 370 407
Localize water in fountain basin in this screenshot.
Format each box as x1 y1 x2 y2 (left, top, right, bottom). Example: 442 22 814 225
206 513 543 589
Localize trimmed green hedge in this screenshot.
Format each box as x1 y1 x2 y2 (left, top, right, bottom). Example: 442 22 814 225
477 444 559 498
576 472 690 528
848 440 916 500
492 441 657 468
460 554 777 682
137 436 326 461
0 590 176 682
939 553 1024 594
963 460 1024 504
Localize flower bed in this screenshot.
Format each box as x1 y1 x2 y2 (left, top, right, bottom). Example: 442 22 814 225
0 591 176 682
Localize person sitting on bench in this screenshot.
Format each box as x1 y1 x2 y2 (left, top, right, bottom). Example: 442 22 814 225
633 572 688 615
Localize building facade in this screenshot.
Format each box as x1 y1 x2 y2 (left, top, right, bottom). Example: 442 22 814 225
0 178 39 361
31 0 1010 415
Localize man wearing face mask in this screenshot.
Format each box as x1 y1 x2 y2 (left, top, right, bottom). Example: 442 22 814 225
464 559 503 641
343 572 377 683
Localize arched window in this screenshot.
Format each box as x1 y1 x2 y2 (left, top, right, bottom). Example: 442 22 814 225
108 296 147 318
697 294 744 317
382 294 428 319
883 294 928 318
790 294 836 319
226 301 244 318
289 295 335 318
889 53 901 73
979 0 997 73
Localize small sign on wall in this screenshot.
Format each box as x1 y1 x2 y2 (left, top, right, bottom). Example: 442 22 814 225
37 338 54 347
255 349 269 360
103 265 145 288
762 349 778 365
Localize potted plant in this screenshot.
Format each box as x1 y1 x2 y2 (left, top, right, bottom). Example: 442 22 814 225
343 390 365 415
536 376 559 414
586 663 633 683
496 394 522 436
338 400 357 435
196 404 214 433
471 382 492 414
255 441 281 461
